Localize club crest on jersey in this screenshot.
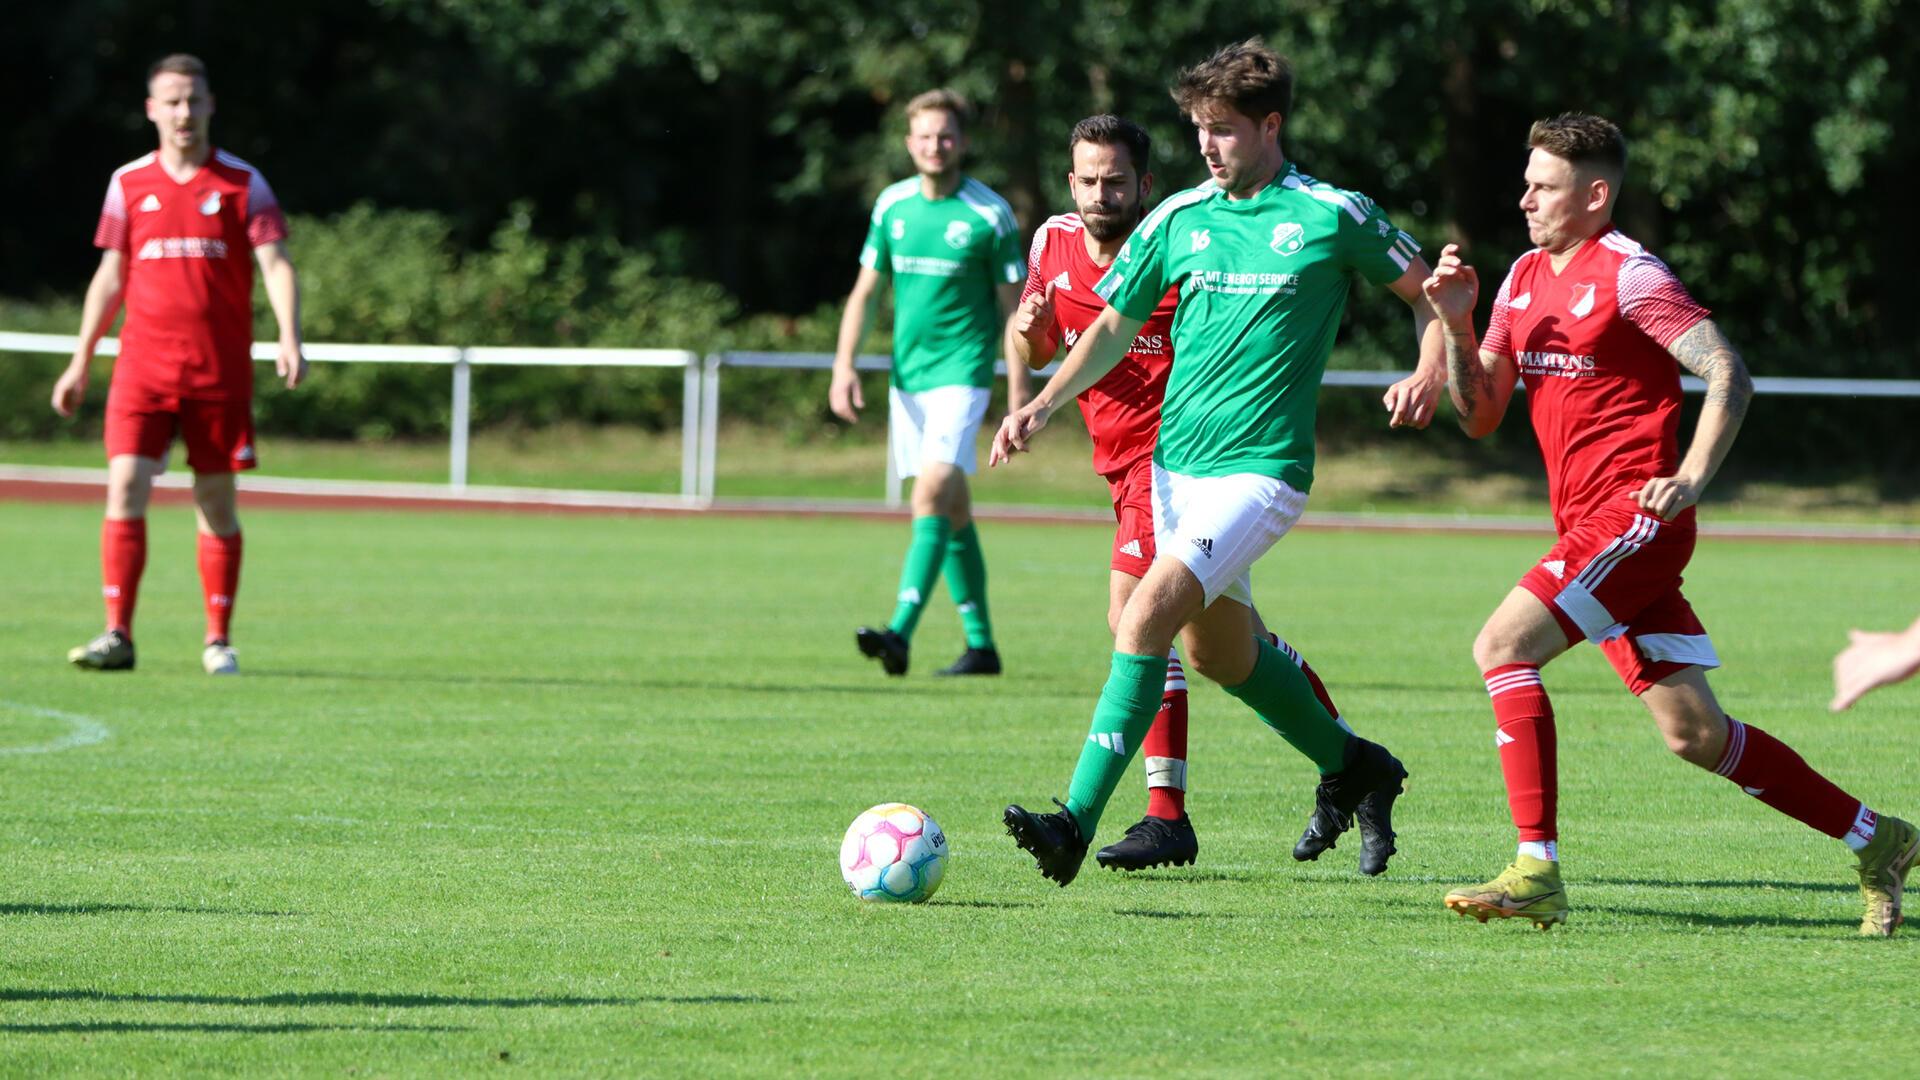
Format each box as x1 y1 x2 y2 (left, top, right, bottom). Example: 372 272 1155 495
199 192 222 216
1270 222 1305 256
138 194 162 213
944 220 973 249
891 219 906 241
1569 282 1597 318
1190 229 1211 253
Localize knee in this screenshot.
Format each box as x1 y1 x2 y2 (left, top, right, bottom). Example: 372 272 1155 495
1106 602 1124 639
1658 711 1723 767
1471 624 1514 673
1185 634 1251 686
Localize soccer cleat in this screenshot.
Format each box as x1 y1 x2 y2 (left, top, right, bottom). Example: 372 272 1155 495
936 647 1001 676
1444 855 1568 929
855 626 909 676
68 629 135 672
1003 800 1089 887
1855 815 1919 937
1096 814 1198 871
202 640 239 676
1291 737 1407 875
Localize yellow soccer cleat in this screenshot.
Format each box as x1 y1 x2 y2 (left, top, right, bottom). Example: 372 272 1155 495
1445 855 1568 930
1856 815 1919 937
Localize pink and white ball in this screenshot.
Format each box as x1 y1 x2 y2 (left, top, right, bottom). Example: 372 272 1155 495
840 803 949 903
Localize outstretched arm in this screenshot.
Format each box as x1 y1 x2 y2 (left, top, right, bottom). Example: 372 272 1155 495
1832 615 1920 711
1630 318 1752 520
1421 244 1516 438
1381 256 1448 429
989 304 1143 466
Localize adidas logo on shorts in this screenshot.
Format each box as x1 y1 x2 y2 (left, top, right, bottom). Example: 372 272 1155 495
1118 539 1144 558
1191 537 1213 559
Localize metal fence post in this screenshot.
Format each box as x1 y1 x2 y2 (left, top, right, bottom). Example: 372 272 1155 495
699 353 721 502
449 350 471 491
681 353 701 503
884 402 901 508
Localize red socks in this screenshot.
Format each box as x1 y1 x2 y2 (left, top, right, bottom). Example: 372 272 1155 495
101 518 148 635
197 530 243 644
1714 717 1861 839
1486 663 1557 843
1143 654 1189 819
1272 634 1344 724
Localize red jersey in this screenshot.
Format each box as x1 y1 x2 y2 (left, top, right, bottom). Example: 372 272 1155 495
1021 213 1179 478
1483 224 1710 534
94 148 289 399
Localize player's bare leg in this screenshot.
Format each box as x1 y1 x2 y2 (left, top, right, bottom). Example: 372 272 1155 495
1447 588 1573 927
1640 666 1917 936
193 470 242 675
1096 567 1201 871
70 454 163 671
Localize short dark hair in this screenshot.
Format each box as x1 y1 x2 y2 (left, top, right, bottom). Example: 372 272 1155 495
1068 114 1152 172
1529 113 1627 178
905 88 973 132
1171 38 1292 124
148 53 208 86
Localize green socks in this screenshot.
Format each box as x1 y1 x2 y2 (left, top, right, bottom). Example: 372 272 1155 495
1065 652 1170 836
942 522 994 649
1223 638 1352 774
888 516 953 641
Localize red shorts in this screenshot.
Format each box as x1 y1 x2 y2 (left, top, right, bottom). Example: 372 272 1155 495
105 382 258 474
1517 501 1720 695
1106 456 1155 578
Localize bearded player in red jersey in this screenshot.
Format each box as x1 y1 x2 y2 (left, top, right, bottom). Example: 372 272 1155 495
1006 115 1377 875
51 54 305 676
1423 113 1915 934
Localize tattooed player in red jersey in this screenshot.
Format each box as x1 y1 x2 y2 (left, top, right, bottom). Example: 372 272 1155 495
1007 115 1371 875
53 54 305 676
1423 113 1914 934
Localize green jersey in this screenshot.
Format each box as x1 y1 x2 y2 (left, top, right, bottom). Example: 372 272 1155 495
1095 164 1418 491
860 176 1025 392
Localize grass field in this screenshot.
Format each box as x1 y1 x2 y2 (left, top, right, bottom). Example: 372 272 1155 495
2 498 1917 1076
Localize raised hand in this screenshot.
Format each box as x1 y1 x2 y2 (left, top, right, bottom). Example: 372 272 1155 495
1422 243 1479 328
1010 280 1057 345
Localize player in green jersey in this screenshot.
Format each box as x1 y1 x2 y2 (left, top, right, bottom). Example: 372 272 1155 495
831 89 1029 678
993 40 1448 886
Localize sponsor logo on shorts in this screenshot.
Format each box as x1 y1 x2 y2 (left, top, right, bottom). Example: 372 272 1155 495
1118 539 1144 558
1190 537 1213 559
1543 559 1566 579
1270 222 1305 255
235 444 255 463
138 194 162 213
200 191 222 215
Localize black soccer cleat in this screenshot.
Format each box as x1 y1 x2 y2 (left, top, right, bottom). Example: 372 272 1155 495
855 626 909 676
1292 736 1407 876
1096 813 1198 871
1003 800 1090 887
936 646 1001 676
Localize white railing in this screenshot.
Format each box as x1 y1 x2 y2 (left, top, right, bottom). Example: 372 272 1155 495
6 329 1919 509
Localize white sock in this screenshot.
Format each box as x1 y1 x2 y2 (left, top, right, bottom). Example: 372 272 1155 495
1844 805 1878 852
1518 839 1557 862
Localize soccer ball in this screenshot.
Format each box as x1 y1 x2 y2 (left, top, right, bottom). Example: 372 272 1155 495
840 803 948 903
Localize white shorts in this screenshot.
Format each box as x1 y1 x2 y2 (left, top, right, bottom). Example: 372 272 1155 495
889 385 991 478
1151 465 1308 608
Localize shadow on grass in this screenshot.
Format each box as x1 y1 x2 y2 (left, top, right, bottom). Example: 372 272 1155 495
0 902 295 917
1125 871 1261 884
0 1021 467 1035
0 988 771 1008
1581 905 1846 931
1584 876 1854 895
1112 908 1235 920
925 899 1038 910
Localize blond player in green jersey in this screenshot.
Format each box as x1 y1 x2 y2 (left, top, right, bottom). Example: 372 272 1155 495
831 89 1029 678
994 40 1448 886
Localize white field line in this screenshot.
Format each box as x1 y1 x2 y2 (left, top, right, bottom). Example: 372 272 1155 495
0 700 111 755
2 464 1915 542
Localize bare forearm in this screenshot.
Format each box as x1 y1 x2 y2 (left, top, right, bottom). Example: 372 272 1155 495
1670 319 1753 488
264 261 302 344
835 290 878 369
73 266 126 357
1033 310 1136 409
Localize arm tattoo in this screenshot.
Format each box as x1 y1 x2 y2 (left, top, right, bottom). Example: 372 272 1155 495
1445 331 1491 418
1670 320 1754 419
